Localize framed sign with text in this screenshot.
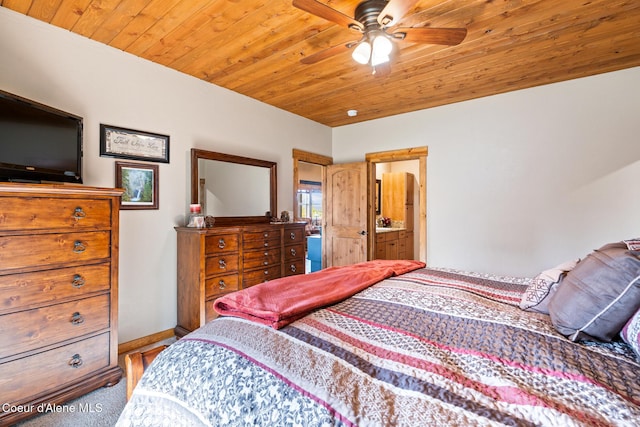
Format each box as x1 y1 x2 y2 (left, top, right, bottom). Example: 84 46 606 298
100 124 169 163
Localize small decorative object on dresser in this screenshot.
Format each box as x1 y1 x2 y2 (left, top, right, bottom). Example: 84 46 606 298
186 203 205 228
175 222 306 337
204 215 216 228
0 182 123 426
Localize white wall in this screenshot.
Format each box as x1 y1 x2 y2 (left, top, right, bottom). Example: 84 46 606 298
0 8 332 342
333 67 640 277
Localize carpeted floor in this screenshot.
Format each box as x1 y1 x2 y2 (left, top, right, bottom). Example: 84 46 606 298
10 339 175 427
13 379 126 427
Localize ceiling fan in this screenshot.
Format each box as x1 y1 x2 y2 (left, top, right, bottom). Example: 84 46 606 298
293 0 467 74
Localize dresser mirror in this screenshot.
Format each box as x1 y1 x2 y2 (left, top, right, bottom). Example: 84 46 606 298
191 148 277 224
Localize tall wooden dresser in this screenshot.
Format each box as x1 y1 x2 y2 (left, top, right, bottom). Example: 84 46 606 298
0 183 123 425
175 222 306 336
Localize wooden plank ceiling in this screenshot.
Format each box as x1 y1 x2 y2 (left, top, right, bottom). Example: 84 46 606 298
2 0 639 127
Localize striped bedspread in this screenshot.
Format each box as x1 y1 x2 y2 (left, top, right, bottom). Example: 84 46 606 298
117 268 640 426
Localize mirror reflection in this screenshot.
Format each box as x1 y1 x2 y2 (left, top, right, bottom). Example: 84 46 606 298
198 159 271 216
191 148 277 222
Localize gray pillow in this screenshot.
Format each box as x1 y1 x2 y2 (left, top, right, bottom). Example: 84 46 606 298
548 242 640 342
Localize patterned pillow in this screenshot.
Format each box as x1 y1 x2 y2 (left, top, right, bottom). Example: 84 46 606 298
621 307 640 358
623 238 640 251
519 259 579 314
548 242 640 342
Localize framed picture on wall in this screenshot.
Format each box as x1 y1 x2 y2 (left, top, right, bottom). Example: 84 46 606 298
115 161 159 210
101 124 170 163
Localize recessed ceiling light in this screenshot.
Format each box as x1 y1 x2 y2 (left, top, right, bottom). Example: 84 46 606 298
347 109 358 117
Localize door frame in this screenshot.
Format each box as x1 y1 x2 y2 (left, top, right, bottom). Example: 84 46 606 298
365 147 428 262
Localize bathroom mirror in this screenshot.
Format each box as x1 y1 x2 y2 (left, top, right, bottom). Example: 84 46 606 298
191 148 277 224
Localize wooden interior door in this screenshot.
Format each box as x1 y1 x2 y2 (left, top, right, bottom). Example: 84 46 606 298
324 162 370 267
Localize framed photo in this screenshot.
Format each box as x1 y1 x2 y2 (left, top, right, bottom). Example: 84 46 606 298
116 161 159 210
100 124 169 163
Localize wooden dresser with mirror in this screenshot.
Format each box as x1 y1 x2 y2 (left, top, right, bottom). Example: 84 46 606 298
175 149 305 337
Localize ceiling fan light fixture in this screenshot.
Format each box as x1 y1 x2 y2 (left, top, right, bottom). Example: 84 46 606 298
371 34 392 65
352 41 372 64
371 53 390 67
373 34 393 56
294 0 469 71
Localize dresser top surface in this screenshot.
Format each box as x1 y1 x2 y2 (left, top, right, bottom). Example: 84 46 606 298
0 182 123 197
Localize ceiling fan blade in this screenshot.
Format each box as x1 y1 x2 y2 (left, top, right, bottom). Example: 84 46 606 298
378 0 420 27
293 0 363 30
300 42 356 64
393 27 467 45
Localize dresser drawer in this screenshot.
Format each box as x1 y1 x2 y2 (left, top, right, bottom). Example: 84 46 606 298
0 197 112 232
383 231 399 241
243 265 281 287
0 294 110 359
284 226 305 244
0 332 111 404
284 243 304 261
284 259 305 277
0 263 111 314
243 236 281 250
0 231 111 272
205 234 239 255
205 254 239 276
205 274 240 299
243 229 281 242
243 248 281 269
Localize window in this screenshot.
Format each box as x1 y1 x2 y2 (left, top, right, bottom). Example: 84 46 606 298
297 180 322 225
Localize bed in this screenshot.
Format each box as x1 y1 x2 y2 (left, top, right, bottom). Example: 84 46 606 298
117 253 640 426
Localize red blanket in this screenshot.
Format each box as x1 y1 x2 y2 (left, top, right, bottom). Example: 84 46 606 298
213 259 426 329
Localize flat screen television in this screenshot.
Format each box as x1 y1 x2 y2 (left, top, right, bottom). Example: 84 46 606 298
0 89 82 184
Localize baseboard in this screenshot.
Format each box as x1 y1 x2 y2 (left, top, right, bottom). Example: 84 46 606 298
118 328 175 355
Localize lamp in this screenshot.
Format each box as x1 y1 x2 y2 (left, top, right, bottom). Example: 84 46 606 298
351 31 392 67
